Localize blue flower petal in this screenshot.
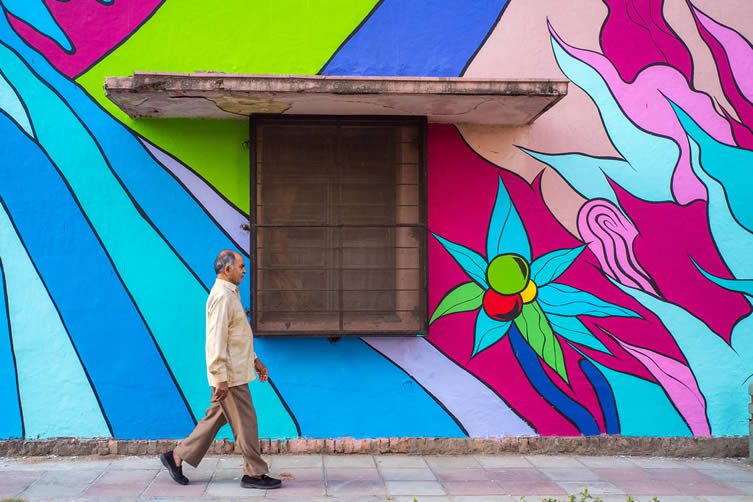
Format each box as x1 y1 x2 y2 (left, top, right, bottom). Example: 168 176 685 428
531 245 586 286
538 283 639 318
486 177 531 262
472 308 511 358
432 233 489 289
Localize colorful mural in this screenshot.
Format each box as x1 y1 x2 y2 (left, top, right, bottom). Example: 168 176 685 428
0 0 751 440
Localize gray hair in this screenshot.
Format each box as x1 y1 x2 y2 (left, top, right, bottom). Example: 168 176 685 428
214 250 237 274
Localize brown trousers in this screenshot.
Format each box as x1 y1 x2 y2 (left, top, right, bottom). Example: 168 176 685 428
174 384 268 477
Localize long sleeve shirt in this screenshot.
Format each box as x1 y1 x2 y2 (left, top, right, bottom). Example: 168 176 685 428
205 278 256 387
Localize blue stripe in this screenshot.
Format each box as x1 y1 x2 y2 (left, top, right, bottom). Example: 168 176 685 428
579 358 619 434
322 0 508 77
0 113 194 438
0 17 249 307
508 324 601 435
256 337 465 438
0 261 23 439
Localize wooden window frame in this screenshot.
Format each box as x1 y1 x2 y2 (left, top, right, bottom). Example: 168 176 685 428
249 115 428 337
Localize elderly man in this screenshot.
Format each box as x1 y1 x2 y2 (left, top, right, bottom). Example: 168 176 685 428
160 250 281 490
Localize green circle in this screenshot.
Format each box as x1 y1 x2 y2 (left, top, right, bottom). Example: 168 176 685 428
486 254 530 294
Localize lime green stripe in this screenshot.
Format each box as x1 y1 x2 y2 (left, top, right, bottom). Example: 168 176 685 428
76 0 379 210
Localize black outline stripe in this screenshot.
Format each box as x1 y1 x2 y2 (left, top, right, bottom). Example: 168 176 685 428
0 67 37 138
689 3 753 121
2 3 76 55
0 192 113 436
71 1 166 79
420 335 536 432
317 0 385 75
0 103 193 432
264 377 301 437
0 39 214 298
459 0 511 77
136 137 251 255
0 257 25 439
3 3 250 260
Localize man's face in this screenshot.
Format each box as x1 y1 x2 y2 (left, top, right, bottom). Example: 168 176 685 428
226 253 246 286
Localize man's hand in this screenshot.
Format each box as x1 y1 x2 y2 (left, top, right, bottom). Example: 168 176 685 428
213 381 229 401
254 358 269 383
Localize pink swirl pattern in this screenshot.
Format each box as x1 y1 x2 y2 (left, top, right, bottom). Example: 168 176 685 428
578 198 658 295
551 26 736 204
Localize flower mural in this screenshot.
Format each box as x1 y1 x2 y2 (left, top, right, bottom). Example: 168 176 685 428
431 177 638 384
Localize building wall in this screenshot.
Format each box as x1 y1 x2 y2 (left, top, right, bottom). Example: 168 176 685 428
0 0 751 440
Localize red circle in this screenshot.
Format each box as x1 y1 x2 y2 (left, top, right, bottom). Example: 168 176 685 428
483 289 523 322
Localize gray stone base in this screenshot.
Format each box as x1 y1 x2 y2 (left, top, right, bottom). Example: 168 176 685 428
0 436 747 458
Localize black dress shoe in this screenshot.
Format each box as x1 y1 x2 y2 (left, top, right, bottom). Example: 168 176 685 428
160 450 189 485
241 474 282 489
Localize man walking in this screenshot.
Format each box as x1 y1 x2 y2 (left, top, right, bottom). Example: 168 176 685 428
160 250 282 490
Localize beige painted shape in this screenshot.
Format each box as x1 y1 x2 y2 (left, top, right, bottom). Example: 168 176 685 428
460 0 615 239
456 86 617 238
464 0 607 79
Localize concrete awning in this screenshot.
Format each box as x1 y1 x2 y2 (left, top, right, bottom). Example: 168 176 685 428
104 73 568 125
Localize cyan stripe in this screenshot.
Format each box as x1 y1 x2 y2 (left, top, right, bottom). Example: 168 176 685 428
0 205 110 439
0 111 194 438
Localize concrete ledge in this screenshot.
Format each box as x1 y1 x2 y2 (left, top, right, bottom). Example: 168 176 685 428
104 72 568 124
0 436 746 458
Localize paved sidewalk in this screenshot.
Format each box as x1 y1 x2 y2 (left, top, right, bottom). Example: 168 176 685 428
1 453 752 501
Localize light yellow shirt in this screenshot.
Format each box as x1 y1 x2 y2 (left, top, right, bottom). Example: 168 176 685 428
206 278 256 387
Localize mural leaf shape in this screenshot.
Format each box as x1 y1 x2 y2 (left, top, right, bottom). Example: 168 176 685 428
691 258 753 300
486 177 531 262
430 281 484 325
538 283 639 318
530 245 586 286
432 234 489 289
547 314 611 354
472 308 511 358
514 302 568 382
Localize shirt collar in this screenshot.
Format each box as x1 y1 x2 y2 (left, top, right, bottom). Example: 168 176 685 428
214 278 239 294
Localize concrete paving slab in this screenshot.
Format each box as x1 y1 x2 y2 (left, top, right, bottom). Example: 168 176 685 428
375 454 429 468
451 496 518 502
385 479 446 496
379 467 437 481
475 455 533 469
426 455 483 470
0 470 42 498
323 454 375 468
434 467 491 481
630 457 687 468
269 454 323 469
726 481 753 494
576 455 637 468
541 466 600 481
82 468 158 497
20 468 102 498
273 466 324 481
526 455 585 468
555 480 626 496
325 466 381 481
326 479 386 496
142 470 209 497
107 455 160 470
443 480 508 496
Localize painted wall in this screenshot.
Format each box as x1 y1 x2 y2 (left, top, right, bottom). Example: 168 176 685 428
0 0 751 440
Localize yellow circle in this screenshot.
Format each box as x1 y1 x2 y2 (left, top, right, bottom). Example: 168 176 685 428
520 281 538 304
